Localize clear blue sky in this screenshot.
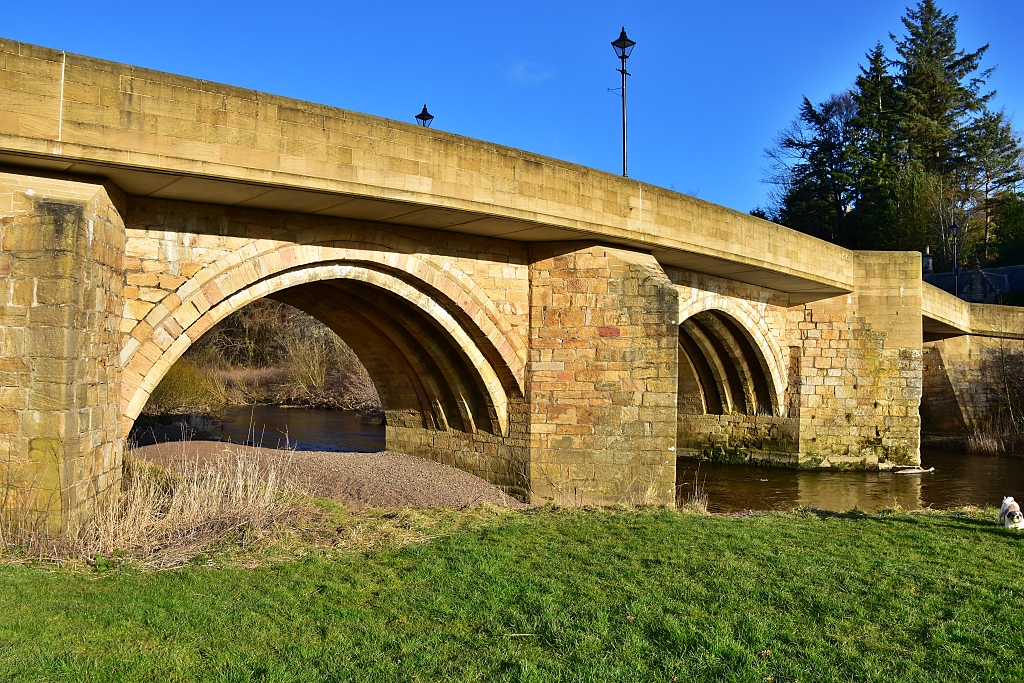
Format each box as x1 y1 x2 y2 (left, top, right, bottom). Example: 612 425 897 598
4 1 1022 213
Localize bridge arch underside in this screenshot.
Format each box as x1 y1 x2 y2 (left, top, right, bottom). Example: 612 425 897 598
676 310 798 461
129 267 530 500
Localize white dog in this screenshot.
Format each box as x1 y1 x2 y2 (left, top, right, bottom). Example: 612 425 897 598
999 496 1024 529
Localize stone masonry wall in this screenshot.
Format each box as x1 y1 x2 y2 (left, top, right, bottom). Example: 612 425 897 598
119 197 530 422
665 267 800 463
0 172 945 528
791 252 922 467
387 418 531 501
527 244 678 506
663 254 923 469
0 173 125 526
922 335 1024 432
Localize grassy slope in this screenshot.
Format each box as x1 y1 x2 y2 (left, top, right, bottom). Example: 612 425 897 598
1 509 1022 682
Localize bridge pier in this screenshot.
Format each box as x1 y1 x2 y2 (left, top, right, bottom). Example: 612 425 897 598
527 244 679 505
791 252 923 468
0 174 125 528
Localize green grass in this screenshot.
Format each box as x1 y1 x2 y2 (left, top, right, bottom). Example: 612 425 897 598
1 507 1023 682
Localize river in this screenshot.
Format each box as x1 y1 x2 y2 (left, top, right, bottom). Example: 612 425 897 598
218 405 384 453
678 452 1024 513
217 406 1024 512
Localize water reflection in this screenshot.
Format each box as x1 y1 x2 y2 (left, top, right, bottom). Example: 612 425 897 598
679 450 1024 513
796 471 922 512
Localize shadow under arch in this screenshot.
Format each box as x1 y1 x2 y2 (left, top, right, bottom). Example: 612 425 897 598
677 302 786 418
125 262 515 437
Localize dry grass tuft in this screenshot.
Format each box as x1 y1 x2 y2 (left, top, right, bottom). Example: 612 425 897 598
676 465 710 514
966 430 1005 455
1 443 302 568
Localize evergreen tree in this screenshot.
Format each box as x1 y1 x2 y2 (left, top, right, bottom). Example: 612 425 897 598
764 93 858 245
993 193 1024 265
760 0 1024 267
851 43 902 169
846 43 906 248
892 0 993 178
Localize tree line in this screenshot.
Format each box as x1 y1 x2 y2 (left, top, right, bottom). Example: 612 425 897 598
755 0 1024 270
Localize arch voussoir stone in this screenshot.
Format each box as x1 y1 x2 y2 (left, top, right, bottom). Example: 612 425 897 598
122 262 514 440
120 238 527 394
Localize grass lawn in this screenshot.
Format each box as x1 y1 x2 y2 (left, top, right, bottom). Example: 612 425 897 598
1 507 1022 682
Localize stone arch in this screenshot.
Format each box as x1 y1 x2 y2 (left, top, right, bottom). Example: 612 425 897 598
119 239 526 398
678 296 786 417
122 262 515 437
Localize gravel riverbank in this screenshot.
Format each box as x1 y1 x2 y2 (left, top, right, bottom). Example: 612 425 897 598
134 440 525 510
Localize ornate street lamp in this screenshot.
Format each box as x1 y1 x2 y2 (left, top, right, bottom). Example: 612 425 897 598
611 27 636 177
415 104 434 128
950 221 961 297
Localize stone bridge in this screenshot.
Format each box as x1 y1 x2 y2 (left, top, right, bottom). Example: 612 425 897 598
2 39 1022 524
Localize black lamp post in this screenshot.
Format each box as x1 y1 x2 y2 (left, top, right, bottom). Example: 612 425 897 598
415 104 434 128
950 221 961 297
611 27 636 177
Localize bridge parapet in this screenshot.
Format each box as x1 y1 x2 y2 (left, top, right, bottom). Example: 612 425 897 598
923 283 971 337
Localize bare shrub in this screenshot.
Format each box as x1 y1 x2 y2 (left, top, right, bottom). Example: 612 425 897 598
284 328 338 394
966 336 1024 454
142 299 382 417
1 445 300 567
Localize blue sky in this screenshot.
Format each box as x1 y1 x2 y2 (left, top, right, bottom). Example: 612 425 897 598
5 1 1022 213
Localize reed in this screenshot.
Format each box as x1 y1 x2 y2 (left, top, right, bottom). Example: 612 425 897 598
966 430 1005 455
676 464 710 514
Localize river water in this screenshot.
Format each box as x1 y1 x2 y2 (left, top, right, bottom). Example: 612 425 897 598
679 451 1024 513
218 406 384 453
217 406 1024 512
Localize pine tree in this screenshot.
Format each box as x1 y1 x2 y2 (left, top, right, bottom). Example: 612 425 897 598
765 93 858 245
847 43 905 248
851 43 902 168
892 0 992 178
